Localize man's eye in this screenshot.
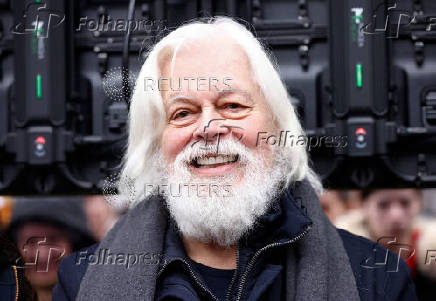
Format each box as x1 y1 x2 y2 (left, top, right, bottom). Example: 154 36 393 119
219 102 252 119
400 199 411 209
225 103 241 110
378 201 389 210
173 110 190 119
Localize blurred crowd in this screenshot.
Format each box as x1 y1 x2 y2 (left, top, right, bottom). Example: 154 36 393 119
320 188 436 300
0 195 122 301
0 190 435 300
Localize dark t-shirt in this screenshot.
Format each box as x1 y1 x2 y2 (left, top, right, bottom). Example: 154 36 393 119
189 259 235 301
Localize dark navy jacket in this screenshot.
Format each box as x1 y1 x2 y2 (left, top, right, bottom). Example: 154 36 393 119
0 266 19 301
53 189 418 301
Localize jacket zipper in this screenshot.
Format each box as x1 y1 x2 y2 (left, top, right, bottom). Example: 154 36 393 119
157 225 311 301
12 265 19 301
224 242 240 301
235 224 312 301
157 258 219 301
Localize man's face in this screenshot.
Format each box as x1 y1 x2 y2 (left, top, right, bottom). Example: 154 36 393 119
363 189 421 241
156 35 288 246
160 35 276 182
16 222 73 288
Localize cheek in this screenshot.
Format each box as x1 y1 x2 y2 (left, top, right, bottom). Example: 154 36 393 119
161 128 193 163
404 208 417 221
239 115 276 149
370 218 385 235
240 129 261 149
366 205 383 224
239 125 276 168
411 203 421 216
239 127 272 160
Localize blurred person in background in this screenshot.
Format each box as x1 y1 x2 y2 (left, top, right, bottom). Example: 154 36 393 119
83 195 121 241
336 189 436 301
346 190 364 210
319 190 348 223
5 196 95 301
0 232 36 300
320 190 364 223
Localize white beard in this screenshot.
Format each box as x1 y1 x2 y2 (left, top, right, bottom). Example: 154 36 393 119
155 138 289 247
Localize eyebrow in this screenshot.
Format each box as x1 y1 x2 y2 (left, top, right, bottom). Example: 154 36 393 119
166 89 254 105
167 94 195 104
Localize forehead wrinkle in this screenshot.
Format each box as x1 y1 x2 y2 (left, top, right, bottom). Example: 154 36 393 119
166 89 254 108
166 95 198 107
217 89 255 105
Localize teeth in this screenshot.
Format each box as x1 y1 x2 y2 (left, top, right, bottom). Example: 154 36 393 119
215 156 225 164
196 155 237 166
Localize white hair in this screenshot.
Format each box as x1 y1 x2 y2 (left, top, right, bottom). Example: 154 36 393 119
114 16 323 209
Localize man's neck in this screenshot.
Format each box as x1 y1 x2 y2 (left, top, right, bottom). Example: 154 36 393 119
35 286 53 301
182 235 237 269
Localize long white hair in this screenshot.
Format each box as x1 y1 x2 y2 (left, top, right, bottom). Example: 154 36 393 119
114 16 322 209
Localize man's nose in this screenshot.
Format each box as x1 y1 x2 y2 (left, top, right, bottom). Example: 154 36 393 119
193 111 231 144
389 205 406 223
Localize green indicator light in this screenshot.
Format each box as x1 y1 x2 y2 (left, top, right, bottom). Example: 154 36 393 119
356 64 363 87
36 0 41 3
36 74 42 99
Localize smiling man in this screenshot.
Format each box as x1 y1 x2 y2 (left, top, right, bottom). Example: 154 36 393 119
53 17 417 301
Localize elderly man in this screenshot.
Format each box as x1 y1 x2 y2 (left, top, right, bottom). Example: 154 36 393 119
53 17 417 301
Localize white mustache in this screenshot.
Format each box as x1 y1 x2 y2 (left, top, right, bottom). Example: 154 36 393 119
163 138 286 247
176 138 254 167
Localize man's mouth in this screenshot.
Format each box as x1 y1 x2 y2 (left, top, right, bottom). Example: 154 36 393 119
191 154 239 168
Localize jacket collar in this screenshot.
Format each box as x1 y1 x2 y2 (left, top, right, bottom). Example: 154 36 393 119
78 178 362 301
161 182 313 263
